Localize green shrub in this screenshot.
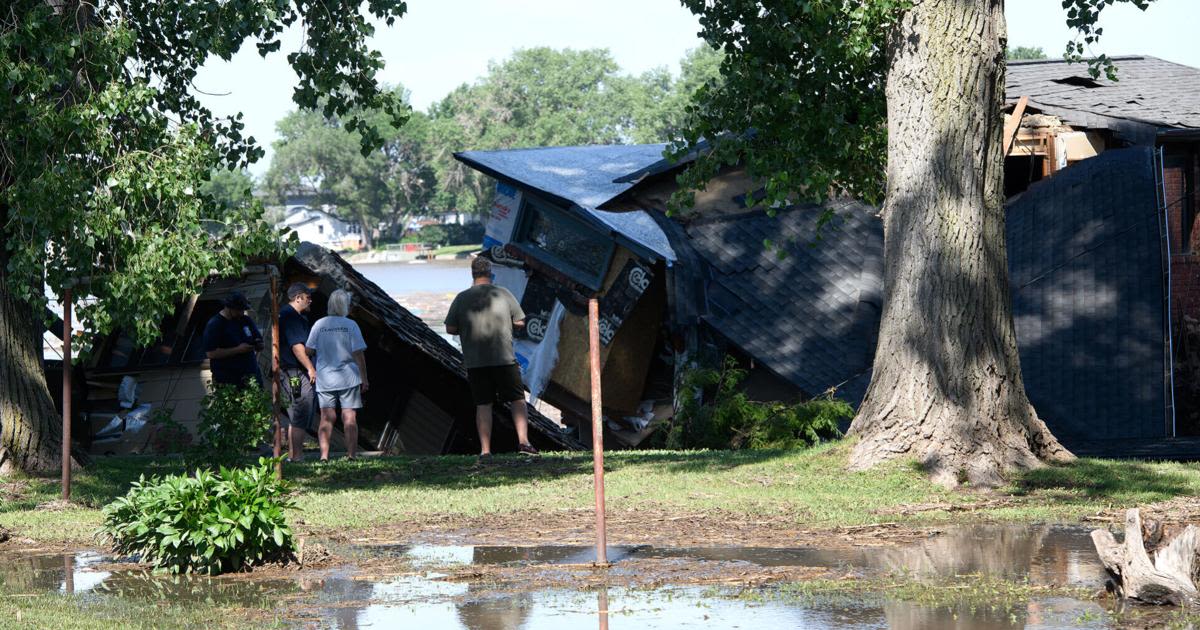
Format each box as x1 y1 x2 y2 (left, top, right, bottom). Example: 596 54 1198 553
666 355 849 450
195 383 273 466
415 224 448 246
99 458 295 575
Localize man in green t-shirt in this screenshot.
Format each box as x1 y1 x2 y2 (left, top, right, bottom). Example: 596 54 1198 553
444 256 538 459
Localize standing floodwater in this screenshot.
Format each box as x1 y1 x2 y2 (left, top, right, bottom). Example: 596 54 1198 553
0 524 1176 629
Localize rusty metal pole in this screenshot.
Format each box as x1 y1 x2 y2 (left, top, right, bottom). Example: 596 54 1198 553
61 286 72 502
588 297 608 565
270 270 283 480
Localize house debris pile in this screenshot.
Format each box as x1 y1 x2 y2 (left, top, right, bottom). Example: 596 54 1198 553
455 146 883 447
77 244 583 456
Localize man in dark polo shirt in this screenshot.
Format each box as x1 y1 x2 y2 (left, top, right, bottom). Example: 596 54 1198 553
278 282 317 461
202 291 263 388
444 257 538 459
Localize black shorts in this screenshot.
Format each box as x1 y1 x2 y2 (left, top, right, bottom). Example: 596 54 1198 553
466 364 525 406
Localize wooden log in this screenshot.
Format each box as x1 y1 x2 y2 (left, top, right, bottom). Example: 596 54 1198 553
1091 508 1200 605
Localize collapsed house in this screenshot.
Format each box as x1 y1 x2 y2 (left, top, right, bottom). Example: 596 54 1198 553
81 243 581 455
454 147 883 446
1002 56 1200 454
454 54 1200 456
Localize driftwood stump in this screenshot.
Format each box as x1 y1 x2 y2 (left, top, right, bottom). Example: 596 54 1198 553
1092 508 1200 605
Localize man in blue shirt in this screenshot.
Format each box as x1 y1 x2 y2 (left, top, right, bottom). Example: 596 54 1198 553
202 291 263 388
278 283 317 460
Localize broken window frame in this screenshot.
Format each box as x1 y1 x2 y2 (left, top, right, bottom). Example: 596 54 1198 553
513 195 614 291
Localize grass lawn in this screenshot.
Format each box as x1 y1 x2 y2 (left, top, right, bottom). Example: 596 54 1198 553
3 442 1199 547
0 586 279 630
430 244 477 257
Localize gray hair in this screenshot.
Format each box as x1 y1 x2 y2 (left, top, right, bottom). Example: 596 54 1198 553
327 289 353 317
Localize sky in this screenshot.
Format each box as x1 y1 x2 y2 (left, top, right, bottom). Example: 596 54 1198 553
191 0 1200 176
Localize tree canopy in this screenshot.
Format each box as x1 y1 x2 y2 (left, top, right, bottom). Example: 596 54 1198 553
2 0 409 344
1007 46 1048 60
0 0 409 472
673 0 1152 215
263 45 724 224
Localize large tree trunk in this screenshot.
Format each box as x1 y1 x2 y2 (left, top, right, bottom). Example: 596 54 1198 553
847 0 1072 487
0 254 63 475
357 214 374 250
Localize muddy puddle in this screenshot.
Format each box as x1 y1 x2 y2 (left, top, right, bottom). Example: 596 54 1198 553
0 524 1180 629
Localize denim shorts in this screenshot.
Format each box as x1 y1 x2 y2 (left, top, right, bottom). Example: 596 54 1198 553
317 385 362 410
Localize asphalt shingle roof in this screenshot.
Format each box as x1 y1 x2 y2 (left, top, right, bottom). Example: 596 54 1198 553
1006 56 1200 140
1006 147 1166 446
684 200 883 405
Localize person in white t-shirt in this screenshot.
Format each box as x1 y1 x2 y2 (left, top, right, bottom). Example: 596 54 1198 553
305 289 369 461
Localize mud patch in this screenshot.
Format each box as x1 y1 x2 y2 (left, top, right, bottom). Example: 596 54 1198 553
322 505 936 549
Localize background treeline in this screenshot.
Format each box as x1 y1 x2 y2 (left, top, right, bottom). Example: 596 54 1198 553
203 46 723 246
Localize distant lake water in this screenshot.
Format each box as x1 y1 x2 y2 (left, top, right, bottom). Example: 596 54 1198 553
354 260 469 348
354 260 472 297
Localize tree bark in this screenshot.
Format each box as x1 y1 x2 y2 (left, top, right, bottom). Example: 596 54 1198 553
846 0 1072 487
0 253 64 475
357 214 374 250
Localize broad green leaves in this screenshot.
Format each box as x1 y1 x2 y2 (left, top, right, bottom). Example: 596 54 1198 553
1061 0 1154 80
99 458 296 574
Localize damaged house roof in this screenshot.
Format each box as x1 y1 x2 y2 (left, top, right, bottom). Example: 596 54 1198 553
1006 56 1200 143
682 201 883 405
290 243 584 451
455 144 884 406
455 145 676 262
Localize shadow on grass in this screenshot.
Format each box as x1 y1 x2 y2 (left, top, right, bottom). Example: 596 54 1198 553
0 457 189 513
0 446 810 509
1010 458 1200 504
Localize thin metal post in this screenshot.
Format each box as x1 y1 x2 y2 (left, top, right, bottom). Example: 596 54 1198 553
270 270 283 479
61 286 72 502
588 297 607 565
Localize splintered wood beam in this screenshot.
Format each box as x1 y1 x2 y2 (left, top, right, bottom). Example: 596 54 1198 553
1003 95 1029 157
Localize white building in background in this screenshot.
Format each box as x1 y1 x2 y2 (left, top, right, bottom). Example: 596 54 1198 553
276 205 365 252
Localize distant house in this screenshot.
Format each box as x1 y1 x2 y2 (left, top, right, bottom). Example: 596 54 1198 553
274 192 365 251
277 206 365 252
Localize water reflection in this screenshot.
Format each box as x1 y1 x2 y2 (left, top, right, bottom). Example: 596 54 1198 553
397 524 1104 588
0 524 1121 629
0 550 111 595
597 586 609 630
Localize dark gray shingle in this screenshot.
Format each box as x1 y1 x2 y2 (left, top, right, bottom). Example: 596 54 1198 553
684 202 883 406
1006 147 1166 445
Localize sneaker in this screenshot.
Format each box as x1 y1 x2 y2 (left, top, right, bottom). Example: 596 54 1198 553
518 443 540 457
476 453 493 465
